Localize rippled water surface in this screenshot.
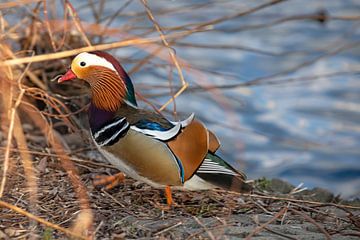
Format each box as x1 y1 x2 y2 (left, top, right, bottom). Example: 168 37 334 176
75 0 360 197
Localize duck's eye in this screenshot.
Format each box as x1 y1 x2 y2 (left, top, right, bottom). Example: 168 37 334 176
80 61 86 67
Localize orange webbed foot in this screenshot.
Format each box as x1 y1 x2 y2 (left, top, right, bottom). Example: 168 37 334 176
93 172 126 190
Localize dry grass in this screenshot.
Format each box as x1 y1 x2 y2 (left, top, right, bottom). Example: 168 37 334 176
1 148 359 238
0 0 359 239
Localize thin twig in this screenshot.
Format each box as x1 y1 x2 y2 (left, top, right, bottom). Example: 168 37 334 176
0 0 41 9
65 0 92 46
0 200 87 240
193 216 216 240
245 206 288 240
263 226 299 240
0 57 30 197
289 208 331 240
141 0 188 112
154 221 183 236
1 29 207 66
229 192 360 210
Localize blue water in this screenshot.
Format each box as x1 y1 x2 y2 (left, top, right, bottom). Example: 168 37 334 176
74 0 360 197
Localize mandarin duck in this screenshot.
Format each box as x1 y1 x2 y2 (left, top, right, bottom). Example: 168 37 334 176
58 51 251 205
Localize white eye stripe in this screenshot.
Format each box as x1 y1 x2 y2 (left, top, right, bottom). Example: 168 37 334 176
75 52 117 72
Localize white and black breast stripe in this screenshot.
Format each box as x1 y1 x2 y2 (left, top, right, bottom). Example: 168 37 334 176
92 117 129 146
197 158 237 176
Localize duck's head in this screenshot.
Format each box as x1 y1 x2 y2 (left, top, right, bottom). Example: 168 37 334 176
59 51 137 111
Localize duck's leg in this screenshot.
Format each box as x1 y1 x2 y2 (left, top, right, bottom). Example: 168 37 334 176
165 185 173 206
93 172 126 190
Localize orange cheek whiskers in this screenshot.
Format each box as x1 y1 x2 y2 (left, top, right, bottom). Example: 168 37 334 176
88 67 127 112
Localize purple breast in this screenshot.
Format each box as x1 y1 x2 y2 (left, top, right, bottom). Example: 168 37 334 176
88 103 116 133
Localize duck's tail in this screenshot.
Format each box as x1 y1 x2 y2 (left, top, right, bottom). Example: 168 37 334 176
194 153 252 193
